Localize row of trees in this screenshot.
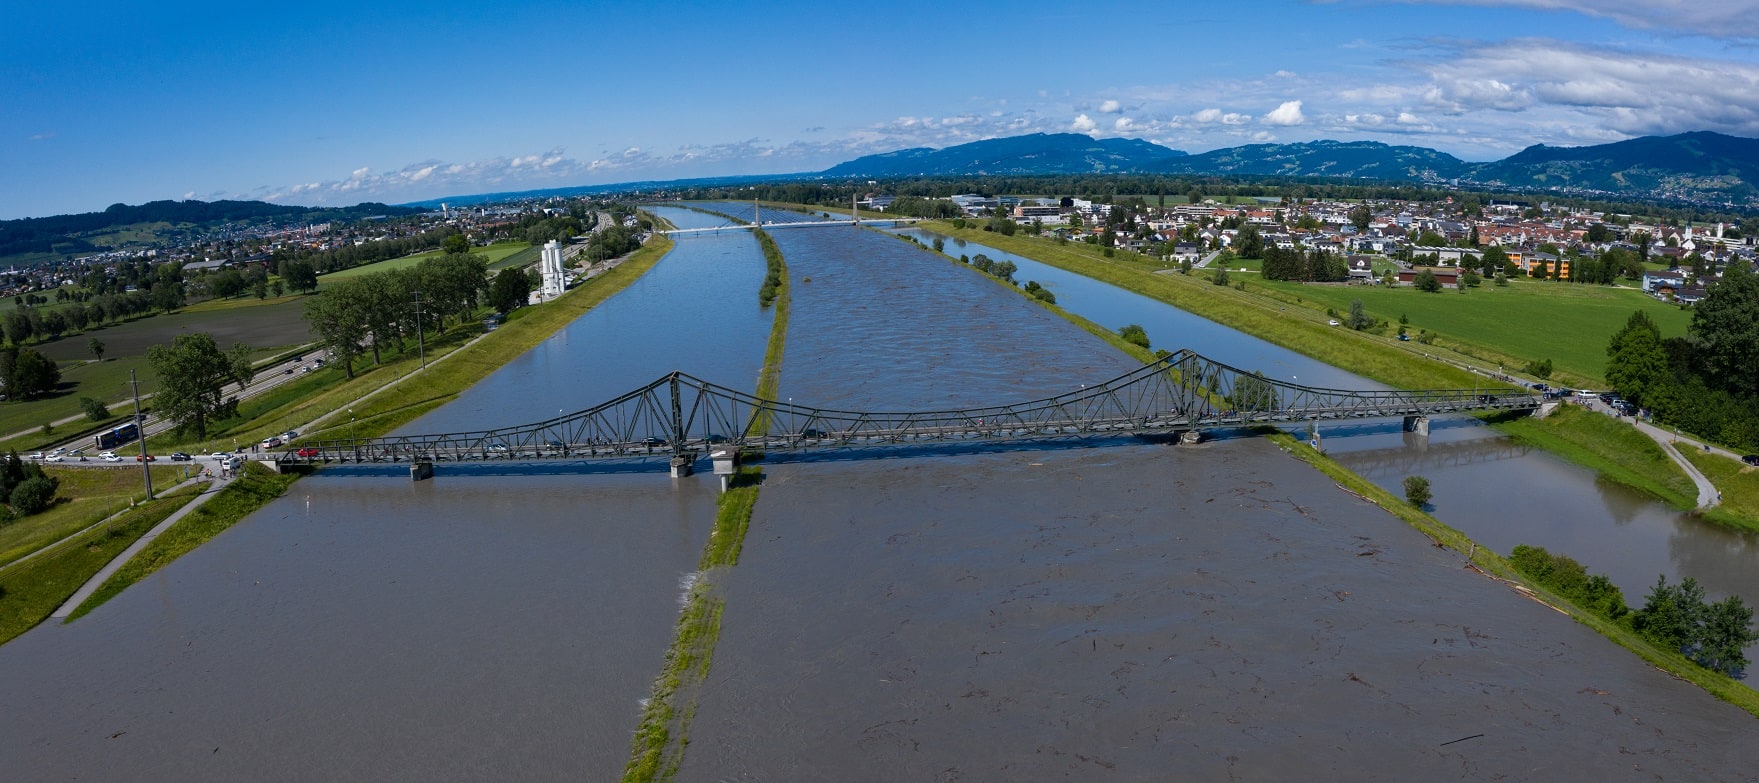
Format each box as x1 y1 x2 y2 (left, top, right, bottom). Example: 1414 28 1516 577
304 251 490 378
1605 263 1759 449
1261 247 1349 282
275 226 458 275
1511 545 1757 676
583 224 643 264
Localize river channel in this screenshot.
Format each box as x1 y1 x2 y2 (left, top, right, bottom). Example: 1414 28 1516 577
0 205 1753 780
671 206 1757 780
0 206 771 780
895 229 1759 610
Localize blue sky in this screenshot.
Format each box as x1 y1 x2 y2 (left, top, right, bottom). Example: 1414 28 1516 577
3 0 1756 218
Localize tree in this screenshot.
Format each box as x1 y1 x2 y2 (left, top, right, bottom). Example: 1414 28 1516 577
1689 262 1759 397
1523 358 1554 379
1234 224 1263 259
1227 371 1278 412
442 233 470 255
1414 269 1442 292
88 337 105 362
0 347 61 399
1481 245 1508 278
1347 300 1372 330
1586 223 1611 243
146 333 254 439
280 259 319 294
1403 475 1432 507
79 396 109 422
1212 267 1230 287
489 267 533 313
1632 231 1652 264
1605 310 1667 406
1348 204 1372 233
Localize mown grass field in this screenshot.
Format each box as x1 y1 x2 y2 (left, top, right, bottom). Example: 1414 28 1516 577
1682 450 1759 533
1250 274 1692 386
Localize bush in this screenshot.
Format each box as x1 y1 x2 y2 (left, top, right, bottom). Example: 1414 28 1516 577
1509 544 1629 621
1414 269 1442 292
80 396 110 422
1118 324 1151 350
1523 358 1554 379
10 475 58 515
1402 475 1431 507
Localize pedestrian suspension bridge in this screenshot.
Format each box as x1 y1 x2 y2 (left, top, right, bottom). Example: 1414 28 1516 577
274 349 1540 474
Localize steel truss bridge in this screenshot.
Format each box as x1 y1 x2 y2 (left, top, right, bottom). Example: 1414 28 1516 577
275 350 1541 468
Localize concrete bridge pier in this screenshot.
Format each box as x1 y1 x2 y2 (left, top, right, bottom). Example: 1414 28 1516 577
670 455 694 479
411 462 434 481
1179 430 1203 445
711 449 739 493
1402 415 1431 437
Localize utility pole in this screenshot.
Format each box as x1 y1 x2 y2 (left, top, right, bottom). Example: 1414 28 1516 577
130 369 153 500
412 290 426 369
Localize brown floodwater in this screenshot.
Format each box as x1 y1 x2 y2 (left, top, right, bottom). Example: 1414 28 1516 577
681 442 1759 781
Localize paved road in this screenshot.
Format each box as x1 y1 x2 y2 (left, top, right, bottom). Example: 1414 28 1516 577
30 350 326 465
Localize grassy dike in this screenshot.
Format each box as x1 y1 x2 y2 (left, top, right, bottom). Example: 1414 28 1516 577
0 487 202 644
624 230 788 782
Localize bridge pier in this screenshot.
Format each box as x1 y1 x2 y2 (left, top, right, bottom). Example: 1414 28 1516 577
411 461 434 481
1179 430 1203 445
669 455 694 479
1402 415 1431 437
711 449 738 493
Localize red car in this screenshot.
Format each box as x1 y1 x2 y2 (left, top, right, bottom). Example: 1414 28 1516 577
295 447 320 458
135 454 156 462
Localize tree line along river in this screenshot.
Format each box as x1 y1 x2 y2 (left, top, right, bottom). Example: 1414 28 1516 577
0 204 1751 780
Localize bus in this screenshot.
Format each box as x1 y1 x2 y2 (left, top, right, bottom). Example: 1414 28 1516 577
94 422 140 450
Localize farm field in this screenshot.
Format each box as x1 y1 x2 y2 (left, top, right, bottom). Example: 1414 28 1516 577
1250 275 1692 384
32 299 311 365
320 241 532 282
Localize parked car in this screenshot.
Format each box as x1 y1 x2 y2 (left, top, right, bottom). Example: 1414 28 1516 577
208 451 232 460
169 452 192 461
295 447 320 458
1743 455 1759 467
261 436 283 449
281 430 299 440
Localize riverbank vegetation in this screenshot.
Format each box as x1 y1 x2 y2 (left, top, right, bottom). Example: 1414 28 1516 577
755 229 784 308
0 486 200 645
0 464 182 568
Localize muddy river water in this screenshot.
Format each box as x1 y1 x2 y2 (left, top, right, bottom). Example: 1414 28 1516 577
0 205 1753 780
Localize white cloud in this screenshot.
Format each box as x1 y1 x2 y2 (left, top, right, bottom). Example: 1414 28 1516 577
1263 100 1306 125
1099 99 1122 113
1192 108 1252 125
1392 0 1759 39
1071 113 1097 131
1114 117 1136 131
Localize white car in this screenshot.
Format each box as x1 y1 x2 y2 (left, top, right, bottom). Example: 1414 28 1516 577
27 452 45 460
101 454 123 463
1328 319 1341 326
208 451 232 460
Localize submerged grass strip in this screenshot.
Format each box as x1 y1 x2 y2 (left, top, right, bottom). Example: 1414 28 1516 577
71 463 298 619
627 229 789 782
1269 429 1759 717
0 488 199 644
1494 405 1699 509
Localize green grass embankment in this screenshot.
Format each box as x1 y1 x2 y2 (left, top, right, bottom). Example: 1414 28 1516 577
626 229 788 783
70 462 297 619
919 222 1488 391
0 465 185 568
315 235 673 441
0 487 201 644
1495 405 1697 509
1681 450 1759 533
1268 430 1759 718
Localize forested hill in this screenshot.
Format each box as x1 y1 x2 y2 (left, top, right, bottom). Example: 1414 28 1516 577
817 131 1759 206
821 132 1188 177
0 199 422 259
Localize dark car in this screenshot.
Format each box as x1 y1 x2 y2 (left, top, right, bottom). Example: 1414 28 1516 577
1743 455 1759 467
640 437 666 447
169 452 192 461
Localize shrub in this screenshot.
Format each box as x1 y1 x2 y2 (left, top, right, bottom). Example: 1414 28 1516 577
1117 324 1151 350
10 475 58 515
1402 475 1431 507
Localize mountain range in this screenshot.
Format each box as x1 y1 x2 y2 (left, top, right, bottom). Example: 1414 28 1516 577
821 131 1759 205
